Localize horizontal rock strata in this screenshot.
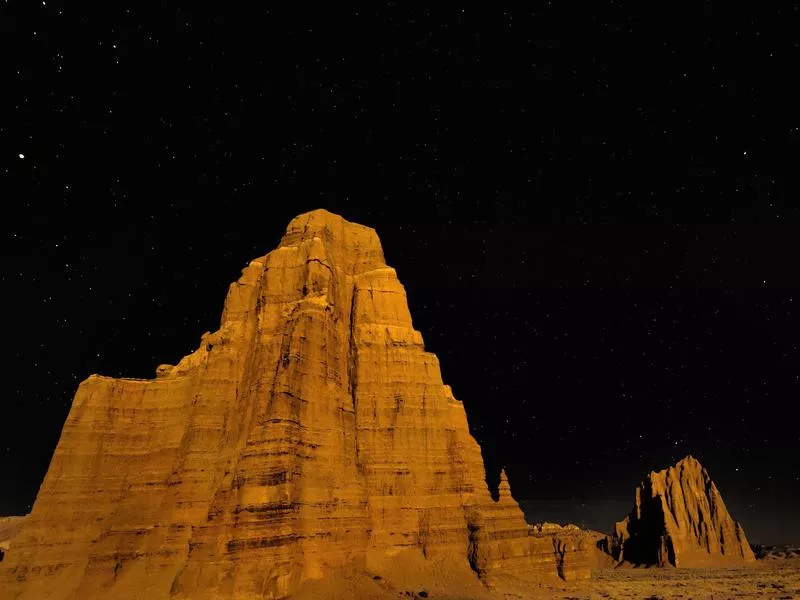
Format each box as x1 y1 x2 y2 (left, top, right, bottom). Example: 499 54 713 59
0 210 589 600
0 516 27 562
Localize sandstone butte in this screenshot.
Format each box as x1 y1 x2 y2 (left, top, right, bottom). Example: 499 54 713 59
610 455 756 568
0 209 590 600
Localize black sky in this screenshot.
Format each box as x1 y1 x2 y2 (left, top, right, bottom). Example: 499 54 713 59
2 4 799 544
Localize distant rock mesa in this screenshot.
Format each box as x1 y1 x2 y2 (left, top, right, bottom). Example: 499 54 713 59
611 455 756 568
0 210 589 600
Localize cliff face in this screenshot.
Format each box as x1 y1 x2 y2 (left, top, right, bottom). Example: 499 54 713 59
611 455 756 568
0 517 27 562
0 210 589 600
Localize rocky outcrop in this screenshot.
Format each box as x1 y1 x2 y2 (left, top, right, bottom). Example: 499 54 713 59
0 516 27 563
0 210 589 600
552 528 618 571
752 544 800 561
468 470 591 586
611 455 756 568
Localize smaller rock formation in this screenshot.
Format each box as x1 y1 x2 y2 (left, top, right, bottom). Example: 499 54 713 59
466 468 590 586
576 530 619 570
752 544 800 561
611 455 756 567
0 516 27 562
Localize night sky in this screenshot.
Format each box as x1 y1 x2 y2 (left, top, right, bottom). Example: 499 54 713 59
2 4 799 545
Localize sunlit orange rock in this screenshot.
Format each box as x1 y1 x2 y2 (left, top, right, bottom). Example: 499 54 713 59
0 210 589 599
611 455 756 567
0 516 26 563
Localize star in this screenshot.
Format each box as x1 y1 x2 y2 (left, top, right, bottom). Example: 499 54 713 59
18 153 25 159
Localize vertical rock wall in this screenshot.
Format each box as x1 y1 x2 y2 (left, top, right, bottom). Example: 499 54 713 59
0 210 589 600
611 455 756 567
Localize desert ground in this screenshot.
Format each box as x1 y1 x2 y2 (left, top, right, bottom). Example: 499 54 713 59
284 557 800 600
521 558 800 600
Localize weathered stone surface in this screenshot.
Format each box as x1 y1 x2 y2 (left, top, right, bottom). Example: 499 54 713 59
468 470 591 588
0 210 589 600
579 530 619 570
611 455 756 568
0 516 27 562
531 525 615 572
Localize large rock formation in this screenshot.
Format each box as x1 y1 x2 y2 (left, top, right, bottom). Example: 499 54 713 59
611 455 756 568
0 210 589 600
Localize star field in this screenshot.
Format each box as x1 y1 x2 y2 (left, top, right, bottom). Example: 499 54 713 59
1 3 799 543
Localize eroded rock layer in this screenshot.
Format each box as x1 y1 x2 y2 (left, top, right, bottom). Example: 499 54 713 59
0 516 27 562
611 455 755 568
0 210 589 600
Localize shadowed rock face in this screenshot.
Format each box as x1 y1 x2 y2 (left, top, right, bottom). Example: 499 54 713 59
611 455 756 568
752 544 800 560
0 210 589 600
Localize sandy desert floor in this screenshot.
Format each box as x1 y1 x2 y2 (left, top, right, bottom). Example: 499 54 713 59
535 558 800 600
290 558 800 600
